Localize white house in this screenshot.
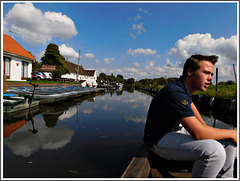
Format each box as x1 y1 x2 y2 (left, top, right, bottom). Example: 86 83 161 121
62 60 98 87
3 34 35 81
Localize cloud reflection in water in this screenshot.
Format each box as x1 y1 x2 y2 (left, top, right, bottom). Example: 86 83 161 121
5 125 75 157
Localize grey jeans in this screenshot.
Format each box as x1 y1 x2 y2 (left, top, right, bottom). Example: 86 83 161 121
151 128 236 178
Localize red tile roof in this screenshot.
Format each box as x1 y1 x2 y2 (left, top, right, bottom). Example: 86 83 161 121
3 34 36 61
40 65 56 72
3 120 27 138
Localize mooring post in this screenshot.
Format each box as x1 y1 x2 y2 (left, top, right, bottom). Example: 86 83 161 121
216 68 218 92
3 75 7 93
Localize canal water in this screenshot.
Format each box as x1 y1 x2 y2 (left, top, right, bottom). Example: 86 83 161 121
3 88 237 178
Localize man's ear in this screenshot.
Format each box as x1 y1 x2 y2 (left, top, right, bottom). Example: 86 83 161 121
187 67 192 77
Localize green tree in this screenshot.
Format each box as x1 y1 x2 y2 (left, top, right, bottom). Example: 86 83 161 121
127 78 135 84
108 73 116 82
153 77 167 85
139 78 149 85
167 77 178 84
116 74 124 83
98 73 108 83
41 43 69 79
226 80 236 85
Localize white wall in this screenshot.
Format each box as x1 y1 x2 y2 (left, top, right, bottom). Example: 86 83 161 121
4 54 33 81
61 73 76 80
61 71 98 87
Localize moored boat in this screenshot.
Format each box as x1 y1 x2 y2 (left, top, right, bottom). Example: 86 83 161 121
6 86 106 104
3 96 41 113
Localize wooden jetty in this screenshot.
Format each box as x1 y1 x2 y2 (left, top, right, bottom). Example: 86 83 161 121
121 144 237 178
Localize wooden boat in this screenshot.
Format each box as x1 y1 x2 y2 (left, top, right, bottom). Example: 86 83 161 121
3 96 40 113
121 144 237 178
4 82 41 113
6 86 106 104
3 106 40 123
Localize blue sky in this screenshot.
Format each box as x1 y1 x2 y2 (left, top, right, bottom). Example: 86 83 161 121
2 1 238 82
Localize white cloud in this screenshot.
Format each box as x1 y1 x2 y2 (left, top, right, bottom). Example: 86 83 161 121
96 33 237 82
129 33 136 39
36 50 45 60
59 44 79 59
134 15 142 21
96 59 181 81
128 23 146 39
124 115 146 124
165 57 182 68
5 125 75 157
133 62 141 67
104 58 115 64
58 107 77 120
127 48 157 56
4 3 78 46
138 8 151 15
82 107 93 114
102 104 113 111
84 53 95 60
147 60 155 67
168 33 237 66
168 33 237 81
131 23 146 33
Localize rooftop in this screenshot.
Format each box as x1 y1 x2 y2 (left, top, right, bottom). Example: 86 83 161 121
3 34 36 61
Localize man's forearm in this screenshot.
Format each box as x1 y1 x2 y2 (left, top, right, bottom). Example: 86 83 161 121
191 103 206 125
199 125 237 143
180 116 237 144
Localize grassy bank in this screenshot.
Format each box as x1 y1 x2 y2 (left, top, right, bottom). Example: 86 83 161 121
136 84 237 100
192 84 237 99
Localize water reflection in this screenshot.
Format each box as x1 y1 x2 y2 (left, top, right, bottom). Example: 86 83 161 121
3 89 236 178
4 125 75 157
198 106 237 128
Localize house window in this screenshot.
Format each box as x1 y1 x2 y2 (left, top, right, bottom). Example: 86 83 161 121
3 57 11 79
21 61 28 80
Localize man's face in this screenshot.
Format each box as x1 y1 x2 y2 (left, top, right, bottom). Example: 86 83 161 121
189 60 214 92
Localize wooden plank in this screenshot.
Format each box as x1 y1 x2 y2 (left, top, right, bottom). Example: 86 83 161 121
121 157 151 178
151 169 191 178
170 172 192 178
121 145 151 178
151 168 163 178
121 145 192 178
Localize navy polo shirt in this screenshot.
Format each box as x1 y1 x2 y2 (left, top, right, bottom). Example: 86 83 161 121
144 76 194 148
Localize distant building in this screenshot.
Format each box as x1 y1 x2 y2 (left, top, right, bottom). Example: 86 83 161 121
62 60 98 87
3 34 36 81
39 65 56 80
39 64 56 72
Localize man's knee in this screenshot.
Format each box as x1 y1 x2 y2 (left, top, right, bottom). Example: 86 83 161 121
202 140 226 164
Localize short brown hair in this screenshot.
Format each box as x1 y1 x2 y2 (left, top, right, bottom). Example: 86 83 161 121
182 54 218 76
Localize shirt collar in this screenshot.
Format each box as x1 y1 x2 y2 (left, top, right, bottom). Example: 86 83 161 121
178 76 192 97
